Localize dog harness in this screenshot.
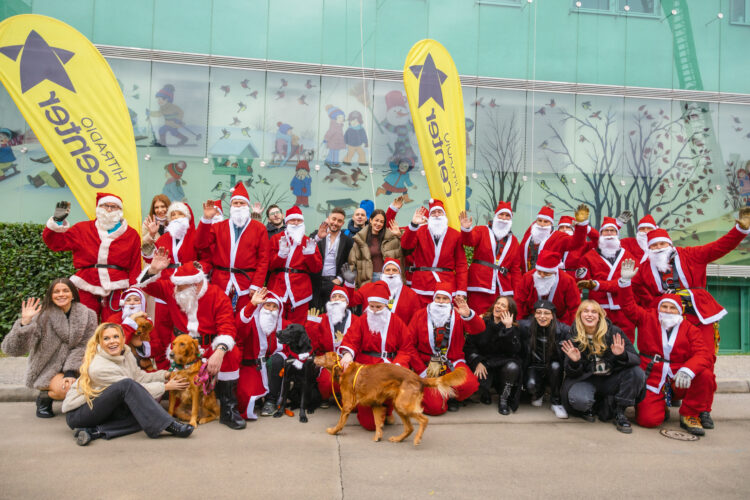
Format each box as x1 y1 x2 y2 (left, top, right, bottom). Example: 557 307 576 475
331 359 364 411
194 363 217 396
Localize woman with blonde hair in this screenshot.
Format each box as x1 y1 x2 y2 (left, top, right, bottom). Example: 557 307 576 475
560 300 645 433
62 323 193 446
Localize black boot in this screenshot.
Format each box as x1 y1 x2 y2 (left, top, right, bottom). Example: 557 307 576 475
479 390 492 405
216 380 246 430
581 409 596 422
613 407 632 434
447 398 460 412
36 392 54 418
165 420 194 438
498 383 513 416
74 427 101 446
699 411 715 430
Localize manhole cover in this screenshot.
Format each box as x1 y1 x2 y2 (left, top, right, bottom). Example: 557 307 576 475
660 428 699 441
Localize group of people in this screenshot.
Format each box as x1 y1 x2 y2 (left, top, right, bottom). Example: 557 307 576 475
3 179 748 445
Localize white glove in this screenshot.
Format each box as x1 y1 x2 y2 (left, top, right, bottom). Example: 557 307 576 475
619 259 638 283
673 368 693 389
616 210 633 227
302 238 316 255
278 237 290 258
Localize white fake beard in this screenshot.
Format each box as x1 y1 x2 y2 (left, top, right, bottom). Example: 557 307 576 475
598 235 621 259
557 226 573 236
636 231 649 251
121 304 143 319
530 223 552 244
326 301 347 325
492 218 512 240
166 216 189 241
211 213 224 223
429 302 452 327
382 273 403 296
230 206 250 227
259 308 279 335
533 271 557 297
650 247 673 273
174 285 199 315
366 307 391 336
96 207 122 230
428 215 448 239
659 312 683 330
286 223 306 245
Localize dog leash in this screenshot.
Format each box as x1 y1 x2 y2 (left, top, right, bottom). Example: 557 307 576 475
331 359 364 411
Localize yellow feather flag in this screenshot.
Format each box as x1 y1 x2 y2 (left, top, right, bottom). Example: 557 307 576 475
403 39 466 229
0 15 140 231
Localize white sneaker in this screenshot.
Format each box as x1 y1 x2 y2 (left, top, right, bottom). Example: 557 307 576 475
551 404 569 419
531 396 544 407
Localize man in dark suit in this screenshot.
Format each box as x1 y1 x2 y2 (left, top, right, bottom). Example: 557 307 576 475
310 207 354 311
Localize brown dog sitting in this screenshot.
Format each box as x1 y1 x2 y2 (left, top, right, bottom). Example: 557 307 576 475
314 352 467 446
129 315 156 371
168 334 220 427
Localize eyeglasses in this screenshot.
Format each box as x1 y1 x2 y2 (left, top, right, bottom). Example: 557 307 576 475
99 203 121 211
268 210 282 216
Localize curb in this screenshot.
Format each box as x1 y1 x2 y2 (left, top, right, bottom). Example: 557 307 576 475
717 379 750 393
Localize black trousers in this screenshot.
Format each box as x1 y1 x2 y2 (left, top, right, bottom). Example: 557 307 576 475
525 361 563 405
566 365 646 412
478 360 522 394
312 276 337 311
267 353 286 401
65 379 172 439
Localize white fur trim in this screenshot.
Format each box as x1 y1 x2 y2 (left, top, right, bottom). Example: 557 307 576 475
137 341 151 358
171 271 206 286
658 297 682 311
496 208 512 216
367 297 388 304
638 223 656 230
167 202 189 219
122 316 139 330
211 334 236 352
285 213 304 222
433 290 452 299
460 225 472 232
136 267 162 287
648 236 672 247
557 222 573 228
537 214 554 223
307 315 323 323
338 346 355 358
535 264 559 273
200 217 216 225
97 195 122 208
677 367 695 379
46 217 69 232
461 310 476 321
735 223 750 235
389 203 400 213
217 369 239 381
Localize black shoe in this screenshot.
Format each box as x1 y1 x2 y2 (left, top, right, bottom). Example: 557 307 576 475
498 383 513 415
73 427 100 446
260 400 276 417
479 391 492 405
36 393 54 418
581 409 596 423
216 380 247 430
699 411 714 430
165 421 194 438
447 399 460 412
613 409 632 434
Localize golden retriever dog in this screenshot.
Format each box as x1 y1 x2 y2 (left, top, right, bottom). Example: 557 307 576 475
168 334 220 427
314 352 467 446
129 315 156 371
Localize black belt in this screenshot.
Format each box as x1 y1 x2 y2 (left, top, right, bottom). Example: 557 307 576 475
241 356 267 368
173 327 216 347
215 265 257 281
411 267 452 273
641 353 669 380
472 260 508 274
166 263 180 269
79 264 127 271
363 350 396 360
271 267 308 275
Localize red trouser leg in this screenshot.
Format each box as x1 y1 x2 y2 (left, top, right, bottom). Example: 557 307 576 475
356 403 393 431
606 309 637 344
675 369 716 418
218 347 240 381
421 364 479 416
636 389 667 428
467 292 498 317
152 302 173 370
317 368 340 400
683 316 718 412
284 302 309 324
76 289 102 318
453 363 479 401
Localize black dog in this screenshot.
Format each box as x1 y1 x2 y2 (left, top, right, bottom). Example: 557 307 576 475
275 323 320 423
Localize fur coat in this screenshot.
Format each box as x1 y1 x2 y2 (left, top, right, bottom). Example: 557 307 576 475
1 303 97 390
348 228 403 287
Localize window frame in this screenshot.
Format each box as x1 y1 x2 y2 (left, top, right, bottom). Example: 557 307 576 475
571 0 662 19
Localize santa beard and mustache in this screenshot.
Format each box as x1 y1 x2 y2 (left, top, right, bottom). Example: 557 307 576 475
428 215 448 239
381 273 403 296
533 271 557 297
326 300 348 325
598 235 621 259
492 218 512 241
121 304 144 319
259 307 279 335
96 206 123 230
175 283 201 315
230 205 250 227
166 216 190 241
649 246 673 273
366 306 391 336
636 231 649 251
530 223 552 244
429 301 452 327
658 311 683 330
286 223 306 245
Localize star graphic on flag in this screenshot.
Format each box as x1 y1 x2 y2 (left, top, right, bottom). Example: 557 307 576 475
409 53 447 110
0 30 76 93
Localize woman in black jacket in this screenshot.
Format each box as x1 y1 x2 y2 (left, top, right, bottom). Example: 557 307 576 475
464 296 523 415
560 300 646 434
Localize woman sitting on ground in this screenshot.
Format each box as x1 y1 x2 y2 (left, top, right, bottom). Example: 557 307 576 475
62 323 193 446
348 209 402 286
464 296 523 415
560 300 646 434
1 278 97 418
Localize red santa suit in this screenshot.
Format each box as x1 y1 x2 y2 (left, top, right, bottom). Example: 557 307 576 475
43 193 141 319
346 259 422 325
619 214 656 263
575 217 637 342
409 285 483 415
338 282 417 430
401 199 468 305
104 287 154 366
137 262 239 382
235 293 291 419
617 285 714 427
386 203 415 285
557 215 598 279
267 206 323 324
462 202 522 315
519 207 591 276
515 251 581 325
194 182 270 312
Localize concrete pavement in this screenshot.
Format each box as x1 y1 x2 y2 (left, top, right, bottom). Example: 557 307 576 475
1 394 749 499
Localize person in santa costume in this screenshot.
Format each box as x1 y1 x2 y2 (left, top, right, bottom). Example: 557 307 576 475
617 259 715 435
196 182 270 312
515 250 581 325
338 281 417 431
575 215 638 343
556 214 603 279
459 201 521 315
137 253 246 430
401 199 468 306
518 205 589 274
235 287 294 419
620 214 657 262
344 258 420 325
306 286 360 403
267 206 323 324
43 193 142 319
408 284 483 415
104 287 153 366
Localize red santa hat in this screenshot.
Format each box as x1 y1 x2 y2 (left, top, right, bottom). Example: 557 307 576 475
557 215 574 228
638 214 657 230
495 201 512 218
170 261 206 286
646 228 672 248
212 200 224 215
433 282 454 300
96 192 122 209
167 201 190 220
230 181 250 205
536 206 554 223
285 205 304 223
365 281 390 304
385 90 407 111
600 217 620 234
119 286 146 307
382 258 401 273
658 294 683 313
330 286 349 304
428 198 445 215
535 251 561 273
